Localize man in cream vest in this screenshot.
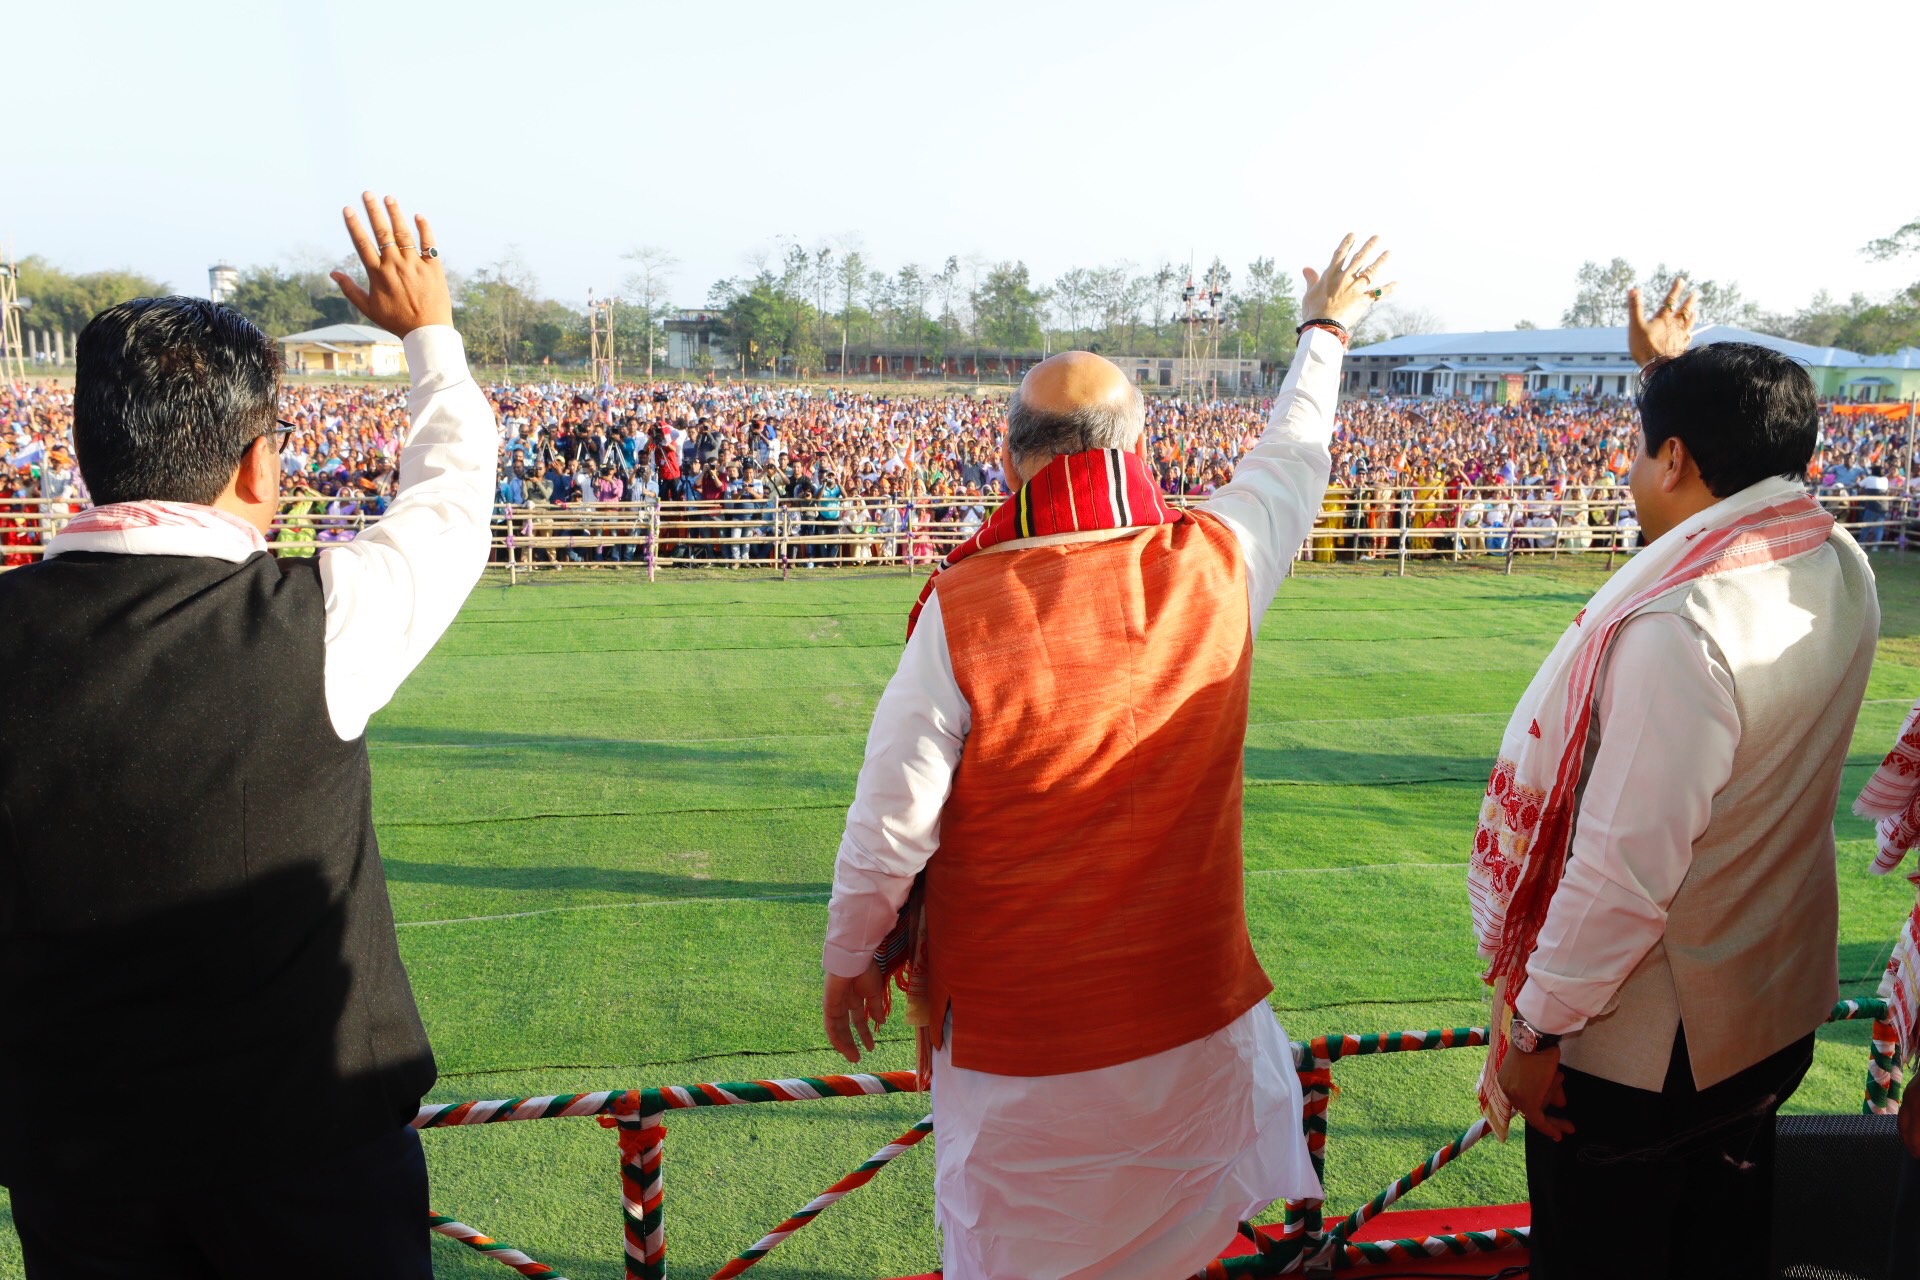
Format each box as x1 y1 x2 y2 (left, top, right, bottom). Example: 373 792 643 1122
1482 282 1880 1279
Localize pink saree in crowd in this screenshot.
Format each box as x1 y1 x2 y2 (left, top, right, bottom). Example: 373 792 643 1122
1860 699 1920 1064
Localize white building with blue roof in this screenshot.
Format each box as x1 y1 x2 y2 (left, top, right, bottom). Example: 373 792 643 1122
1342 325 1913 403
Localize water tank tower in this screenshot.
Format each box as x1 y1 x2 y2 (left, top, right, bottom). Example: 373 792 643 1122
209 263 239 304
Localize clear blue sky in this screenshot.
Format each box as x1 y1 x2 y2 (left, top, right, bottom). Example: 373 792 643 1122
14 0 1918 330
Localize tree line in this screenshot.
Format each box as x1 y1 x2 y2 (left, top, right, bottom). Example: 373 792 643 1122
1554 213 1920 354
12 212 1918 374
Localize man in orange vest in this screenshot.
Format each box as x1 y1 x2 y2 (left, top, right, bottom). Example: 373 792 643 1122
821 235 1392 1279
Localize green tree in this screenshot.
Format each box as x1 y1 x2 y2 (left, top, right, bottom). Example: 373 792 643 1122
1833 286 1920 355
709 271 816 374
456 254 540 371
1051 267 1092 349
13 256 170 336
1561 257 1639 326
1232 257 1300 366
620 246 678 377
225 267 322 337
834 246 867 374
976 261 1046 350
1638 264 1761 327
1865 215 1920 267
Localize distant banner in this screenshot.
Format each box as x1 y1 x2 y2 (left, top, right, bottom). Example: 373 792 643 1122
1828 403 1913 420
8 441 45 468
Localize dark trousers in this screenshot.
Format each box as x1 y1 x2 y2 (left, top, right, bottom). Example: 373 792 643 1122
1892 1151 1920 1278
10 1124 430 1280
1525 1027 1814 1280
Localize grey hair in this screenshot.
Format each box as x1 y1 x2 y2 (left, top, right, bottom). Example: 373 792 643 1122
1004 386 1146 468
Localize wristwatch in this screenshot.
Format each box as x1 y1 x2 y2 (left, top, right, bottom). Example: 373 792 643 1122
1509 1014 1561 1055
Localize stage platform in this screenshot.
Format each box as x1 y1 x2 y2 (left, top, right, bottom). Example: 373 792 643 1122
888 1202 1530 1277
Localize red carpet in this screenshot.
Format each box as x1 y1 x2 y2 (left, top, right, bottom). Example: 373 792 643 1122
887 1203 1530 1277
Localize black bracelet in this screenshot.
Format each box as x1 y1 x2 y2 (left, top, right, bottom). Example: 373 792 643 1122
1296 317 1348 337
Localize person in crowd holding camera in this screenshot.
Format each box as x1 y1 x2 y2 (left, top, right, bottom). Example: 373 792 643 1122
0 193 496 1280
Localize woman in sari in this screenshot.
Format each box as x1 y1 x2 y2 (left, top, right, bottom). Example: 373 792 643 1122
1312 478 1348 563
1411 469 1444 551
276 480 322 559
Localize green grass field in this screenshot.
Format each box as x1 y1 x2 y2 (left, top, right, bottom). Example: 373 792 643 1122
2 557 1916 1279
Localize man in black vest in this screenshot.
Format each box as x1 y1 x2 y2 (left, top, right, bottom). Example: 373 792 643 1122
0 194 497 1279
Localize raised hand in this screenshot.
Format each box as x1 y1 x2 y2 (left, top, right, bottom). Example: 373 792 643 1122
1626 277 1698 367
330 192 455 337
1302 234 1396 330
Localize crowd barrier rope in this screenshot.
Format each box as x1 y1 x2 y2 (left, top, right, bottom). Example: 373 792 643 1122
412 998 1893 1279
2 488 1912 580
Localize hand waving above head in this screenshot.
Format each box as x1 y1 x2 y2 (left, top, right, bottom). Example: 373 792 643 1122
330 192 455 338
1302 233 1396 330
1627 277 1699 368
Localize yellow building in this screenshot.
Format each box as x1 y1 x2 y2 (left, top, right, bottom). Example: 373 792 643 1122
279 323 406 376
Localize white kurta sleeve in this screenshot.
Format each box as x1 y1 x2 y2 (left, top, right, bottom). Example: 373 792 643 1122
318 326 500 740
1201 327 1342 633
1516 612 1741 1035
823 592 971 978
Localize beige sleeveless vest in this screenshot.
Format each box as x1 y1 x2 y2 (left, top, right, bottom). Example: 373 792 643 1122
1559 528 1879 1091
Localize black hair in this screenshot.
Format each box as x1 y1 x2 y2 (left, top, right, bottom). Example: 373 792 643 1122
1636 342 1816 498
73 296 283 506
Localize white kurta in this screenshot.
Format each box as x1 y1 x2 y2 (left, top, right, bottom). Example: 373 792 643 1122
1513 611 1741 1035
822 329 1346 1279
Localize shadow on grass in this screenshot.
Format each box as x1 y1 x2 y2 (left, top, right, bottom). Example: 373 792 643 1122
370 725 789 759
1241 743 1491 788
1842 937 1899 987
385 860 829 903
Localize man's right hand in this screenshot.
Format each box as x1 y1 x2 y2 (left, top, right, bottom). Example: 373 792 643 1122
823 963 892 1064
331 192 455 337
1627 278 1698 367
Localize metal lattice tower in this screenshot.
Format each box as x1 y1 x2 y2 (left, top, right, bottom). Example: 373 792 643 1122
1177 262 1225 396
0 245 26 383
588 291 617 387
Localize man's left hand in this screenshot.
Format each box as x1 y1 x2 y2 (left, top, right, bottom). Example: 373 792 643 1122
1498 1044 1575 1141
823 963 891 1064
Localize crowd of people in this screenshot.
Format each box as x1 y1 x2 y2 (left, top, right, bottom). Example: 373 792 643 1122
2 373 1913 565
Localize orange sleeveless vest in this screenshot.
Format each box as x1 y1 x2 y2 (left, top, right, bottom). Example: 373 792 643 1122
925 511 1273 1076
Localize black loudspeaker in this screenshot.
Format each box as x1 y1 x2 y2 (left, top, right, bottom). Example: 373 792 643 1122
1772 1114 1905 1279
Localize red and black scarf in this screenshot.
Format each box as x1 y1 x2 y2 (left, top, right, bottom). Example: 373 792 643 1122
905 447 1181 637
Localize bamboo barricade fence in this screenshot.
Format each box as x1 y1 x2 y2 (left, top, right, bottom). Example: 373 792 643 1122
409 998 1894 1280
1 488 1914 579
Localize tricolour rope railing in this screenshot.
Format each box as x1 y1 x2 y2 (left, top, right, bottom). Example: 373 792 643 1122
418 1000 1892 1279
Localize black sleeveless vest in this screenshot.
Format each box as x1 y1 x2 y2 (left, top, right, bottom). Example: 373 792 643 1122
0 551 436 1191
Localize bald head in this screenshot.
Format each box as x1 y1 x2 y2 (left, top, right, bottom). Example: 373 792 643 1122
1019 351 1136 417
1005 351 1146 482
